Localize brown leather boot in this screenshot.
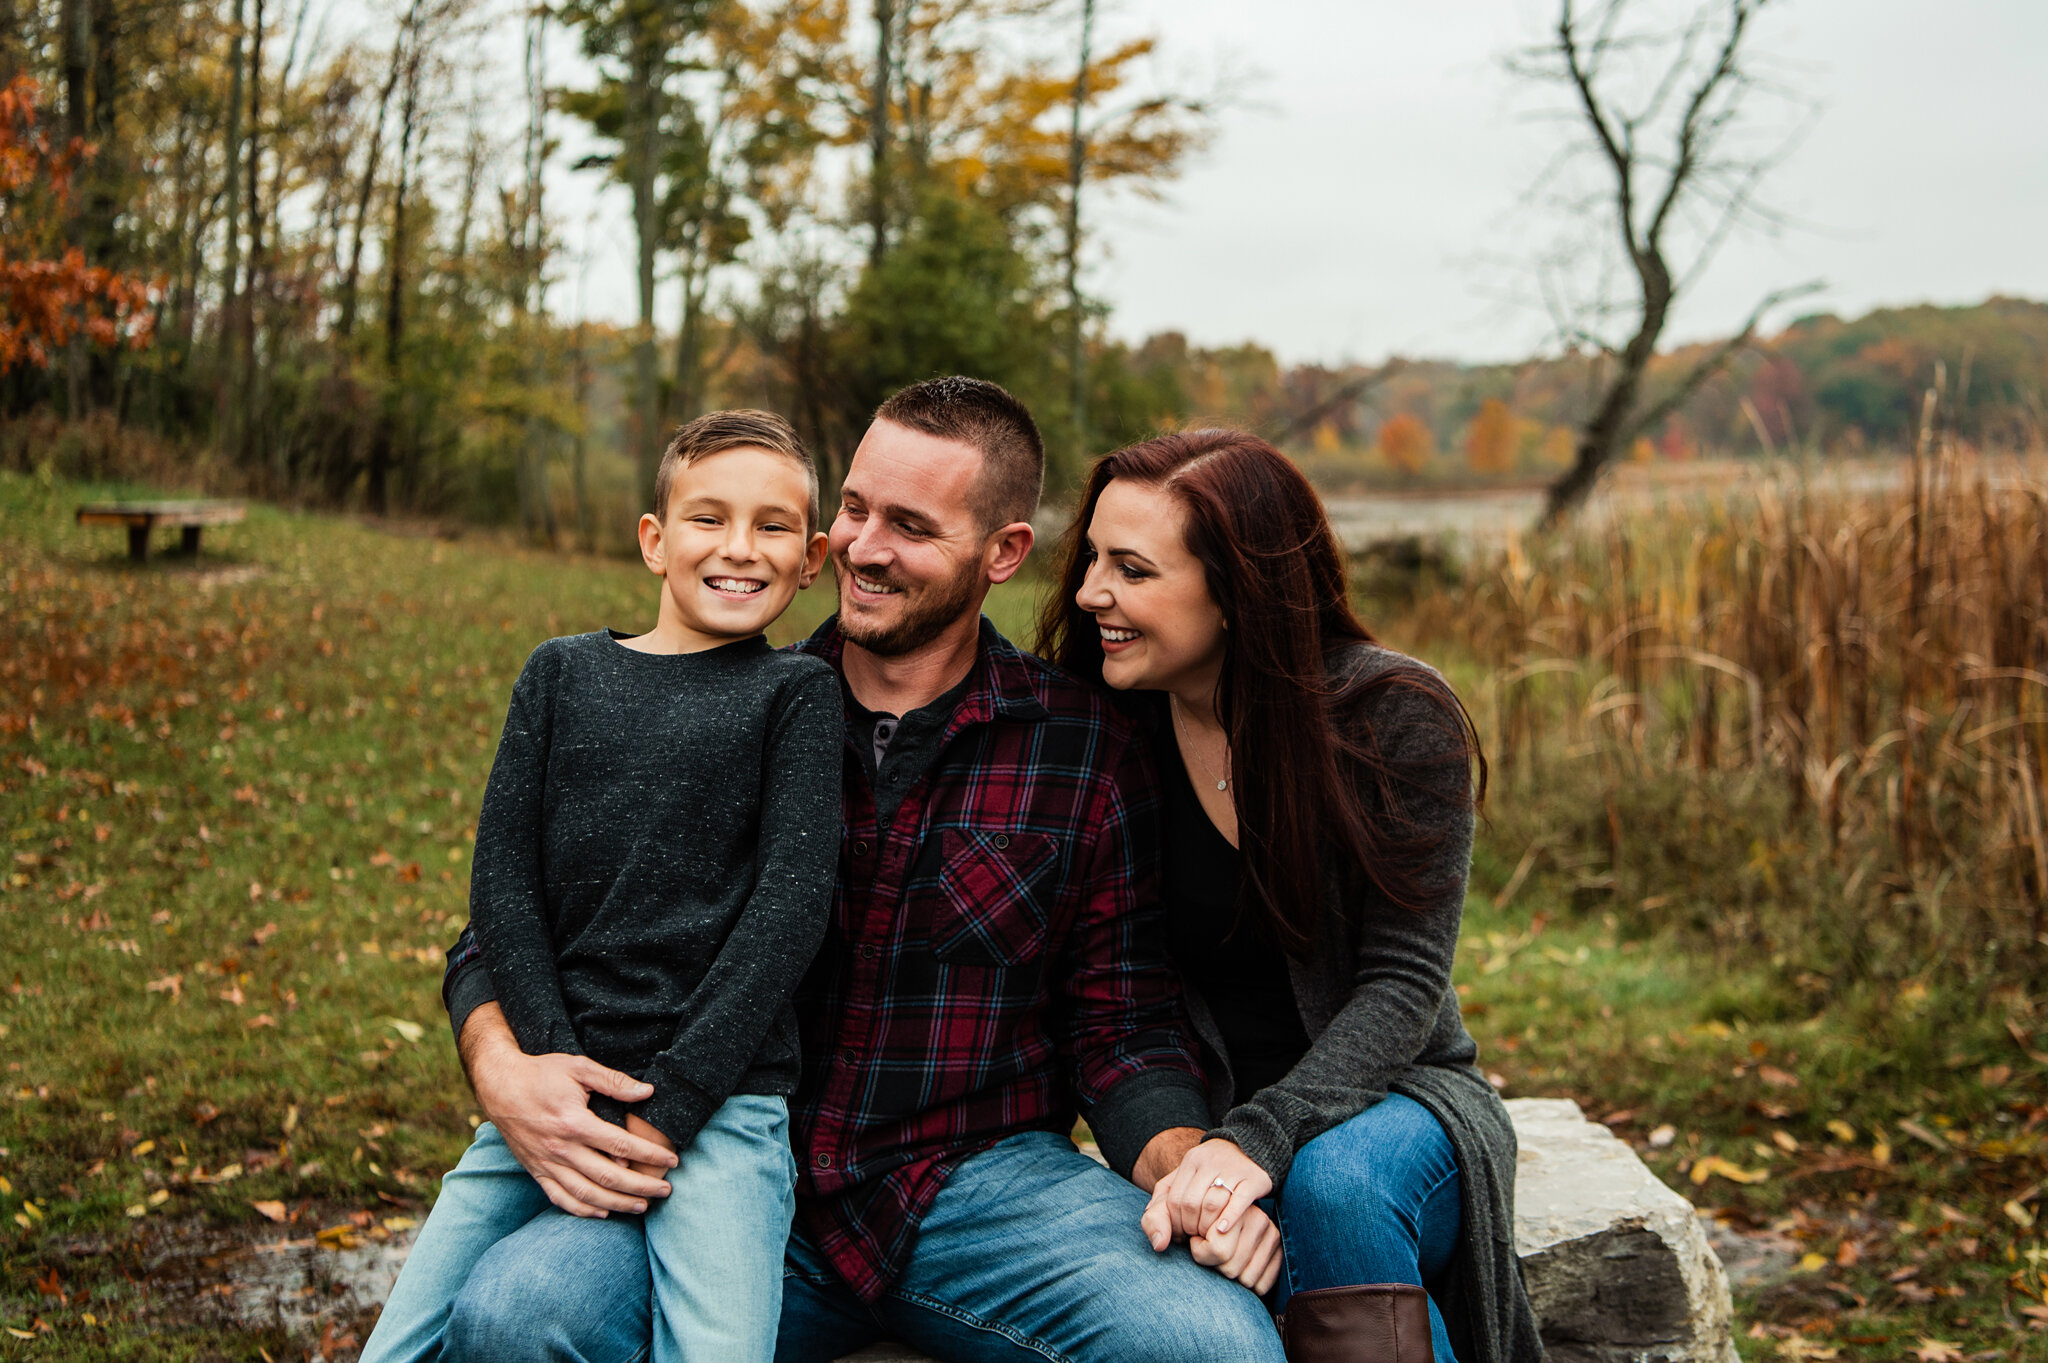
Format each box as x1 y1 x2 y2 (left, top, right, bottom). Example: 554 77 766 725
1277 1283 1434 1363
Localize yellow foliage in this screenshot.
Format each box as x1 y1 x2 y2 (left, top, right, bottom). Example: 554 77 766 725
1464 398 1517 474
1540 425 1577 466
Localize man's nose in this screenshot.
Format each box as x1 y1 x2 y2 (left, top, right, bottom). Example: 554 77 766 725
843 516 892 567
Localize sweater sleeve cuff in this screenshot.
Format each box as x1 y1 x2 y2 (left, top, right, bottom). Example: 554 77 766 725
1087 1069 1214 1179
634 1072 719 1151
444 957 497 1049
1210 1103 1298 1192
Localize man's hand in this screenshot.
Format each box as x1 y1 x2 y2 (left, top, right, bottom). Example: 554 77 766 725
1189 1204 1284 1296
459 1003 677 1218
1131 1126 1204 1197
1140 1137 1274 1250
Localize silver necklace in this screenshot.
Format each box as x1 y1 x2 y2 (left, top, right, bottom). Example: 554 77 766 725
1170 694 1231 793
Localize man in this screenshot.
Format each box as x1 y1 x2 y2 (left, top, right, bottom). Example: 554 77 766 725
435 378 1285 1363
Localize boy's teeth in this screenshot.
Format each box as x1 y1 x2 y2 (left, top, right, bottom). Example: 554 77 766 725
708 577 764 594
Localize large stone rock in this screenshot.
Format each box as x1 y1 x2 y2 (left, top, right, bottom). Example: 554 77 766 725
1509 1098 1737 1363
835 1099 1738 1363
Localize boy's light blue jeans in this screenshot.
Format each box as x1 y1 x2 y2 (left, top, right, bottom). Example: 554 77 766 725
359 1094 795 1363
423 1128 1286 1363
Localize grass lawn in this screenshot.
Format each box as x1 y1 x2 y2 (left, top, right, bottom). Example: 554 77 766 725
2 471 2043 1360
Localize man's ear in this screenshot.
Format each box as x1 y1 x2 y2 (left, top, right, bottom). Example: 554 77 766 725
797 530 829 588
984 521 1035 585
637 513 666 575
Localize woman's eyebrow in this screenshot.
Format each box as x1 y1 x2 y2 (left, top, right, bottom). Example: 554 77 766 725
1105 546 1156 565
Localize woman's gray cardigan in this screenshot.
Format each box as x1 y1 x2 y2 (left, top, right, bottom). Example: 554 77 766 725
1177 643 1544 1363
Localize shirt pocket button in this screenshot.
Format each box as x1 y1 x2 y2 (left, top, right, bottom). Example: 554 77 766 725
992 834 1009 850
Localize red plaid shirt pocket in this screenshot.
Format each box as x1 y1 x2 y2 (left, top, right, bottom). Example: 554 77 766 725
932 828 1059 966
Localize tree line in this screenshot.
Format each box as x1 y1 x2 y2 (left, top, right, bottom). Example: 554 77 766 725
0 0 1214 539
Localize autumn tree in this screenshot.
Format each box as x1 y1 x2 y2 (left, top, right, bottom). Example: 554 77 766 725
1515 0 1818 527
1377 412 1434 474
1464 396 1517 474
0 76 153 374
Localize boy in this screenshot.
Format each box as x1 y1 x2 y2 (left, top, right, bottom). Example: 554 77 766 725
362 411 842 1363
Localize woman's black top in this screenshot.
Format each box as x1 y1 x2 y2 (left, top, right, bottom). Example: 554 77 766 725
1153 705 1311 1102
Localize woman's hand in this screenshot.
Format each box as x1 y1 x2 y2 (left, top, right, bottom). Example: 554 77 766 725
1190 1203 1285 1296
1140 1137 1274 1248
621 1113 677 1181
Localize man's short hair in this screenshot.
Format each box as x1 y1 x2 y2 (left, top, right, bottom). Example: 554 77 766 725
873 377 1044 530
653 410 820 531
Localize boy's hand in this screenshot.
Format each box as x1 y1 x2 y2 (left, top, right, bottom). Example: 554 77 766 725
458 1003 677 1218
621 1114 677 1180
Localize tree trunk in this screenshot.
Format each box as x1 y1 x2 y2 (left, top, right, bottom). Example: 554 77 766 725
866 0 892 272
242 0 266 473
1063 0 1094 470
1540 252 1672 528
0 0 19 85
626 22 663 504
368 40 421 516
60 0 89 416
572 321 592 551
338 7 410 342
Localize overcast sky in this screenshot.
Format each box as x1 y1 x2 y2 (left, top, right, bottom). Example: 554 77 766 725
544 0 2048 366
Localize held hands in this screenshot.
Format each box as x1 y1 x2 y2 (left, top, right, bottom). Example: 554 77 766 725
460 1003 677 1219
621 1114 678 1180
1140 1137 1282 1295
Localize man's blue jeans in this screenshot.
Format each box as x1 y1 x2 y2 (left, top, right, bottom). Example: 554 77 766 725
364 1096 795 1363
1271 1092 1463 1363
436 1129 1285 1363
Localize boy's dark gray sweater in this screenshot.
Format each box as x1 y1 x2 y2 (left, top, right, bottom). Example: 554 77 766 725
470 630 842 1147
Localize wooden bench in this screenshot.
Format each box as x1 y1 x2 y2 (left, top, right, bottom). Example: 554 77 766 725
75 500 246 562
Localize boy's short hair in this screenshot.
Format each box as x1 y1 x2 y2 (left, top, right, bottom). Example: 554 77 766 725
653 410 820 531
873 377 1044 531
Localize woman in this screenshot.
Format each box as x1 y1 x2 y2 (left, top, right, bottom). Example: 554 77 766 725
1036 431 1541 1363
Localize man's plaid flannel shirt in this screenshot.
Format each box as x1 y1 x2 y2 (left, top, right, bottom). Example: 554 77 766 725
443 616 1211 1301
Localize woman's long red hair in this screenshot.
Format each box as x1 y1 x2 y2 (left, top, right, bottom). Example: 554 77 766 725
1035 430 1486 957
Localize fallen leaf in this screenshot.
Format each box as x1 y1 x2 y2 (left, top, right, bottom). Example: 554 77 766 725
1690 1155 1769 1186
252 922 278 944
1648 1124 1677 1149
1757 1065 1800 1088
1912 1339 1963 1363
384 1018 424 1044
145 973 183 998
2006 1199 2037 1229
381 1216 417 1232
146 1189 169 1206
1825 1119 1856 1144
1981 1064 2012 1087
251 1200 287 1223
245 1013 276 1029
282 1104 299 1134
1796 1252 1828 1272
217 984 245 1006
131 1139 155 1157
1772 1129 1800 1153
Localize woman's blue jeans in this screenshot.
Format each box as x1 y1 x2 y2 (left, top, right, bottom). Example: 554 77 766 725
1270 1091 1462 1363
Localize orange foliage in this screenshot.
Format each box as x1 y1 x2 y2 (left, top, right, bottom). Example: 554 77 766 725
1464 398 1517 474
1376 412 1435 473
0 77 155 372
1540 425 1578 466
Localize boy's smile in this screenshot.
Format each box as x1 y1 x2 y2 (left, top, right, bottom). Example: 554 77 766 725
627 445 829 654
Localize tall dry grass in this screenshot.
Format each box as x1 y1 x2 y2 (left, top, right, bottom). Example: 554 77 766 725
1406 442 2048 987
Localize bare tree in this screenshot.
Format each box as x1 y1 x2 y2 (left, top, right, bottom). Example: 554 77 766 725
1517 0 1818 528
1062 0 1093 463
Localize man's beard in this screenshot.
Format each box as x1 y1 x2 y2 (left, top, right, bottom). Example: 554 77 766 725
834 553 982 658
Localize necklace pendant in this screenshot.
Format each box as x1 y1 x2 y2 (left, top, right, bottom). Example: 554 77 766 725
1216 778 1230 792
